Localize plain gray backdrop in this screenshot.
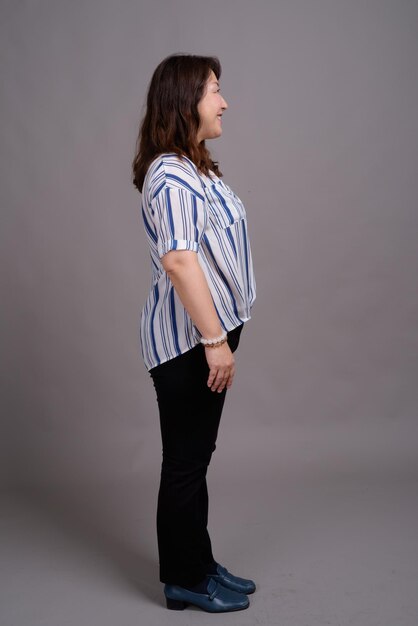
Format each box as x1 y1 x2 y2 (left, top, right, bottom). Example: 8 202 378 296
1 1 417 625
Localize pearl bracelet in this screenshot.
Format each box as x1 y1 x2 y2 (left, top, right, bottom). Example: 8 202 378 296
200 331 228 347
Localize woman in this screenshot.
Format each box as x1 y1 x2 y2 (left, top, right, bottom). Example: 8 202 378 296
132 54 256 613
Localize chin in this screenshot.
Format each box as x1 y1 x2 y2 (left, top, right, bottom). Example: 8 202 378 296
202 130 222 141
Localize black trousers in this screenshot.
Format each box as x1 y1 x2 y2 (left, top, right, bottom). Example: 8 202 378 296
149 323 244 586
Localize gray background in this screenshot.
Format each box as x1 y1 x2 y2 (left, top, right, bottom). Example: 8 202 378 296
1 1 417 625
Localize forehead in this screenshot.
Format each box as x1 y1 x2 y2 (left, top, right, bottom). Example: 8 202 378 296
206 69 219 84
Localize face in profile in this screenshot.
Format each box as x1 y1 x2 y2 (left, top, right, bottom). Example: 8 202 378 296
197 70 228 143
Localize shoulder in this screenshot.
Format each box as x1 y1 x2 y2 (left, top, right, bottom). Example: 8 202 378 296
143 153 205 203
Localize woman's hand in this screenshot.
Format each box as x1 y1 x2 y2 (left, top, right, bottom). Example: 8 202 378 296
205 342 235 392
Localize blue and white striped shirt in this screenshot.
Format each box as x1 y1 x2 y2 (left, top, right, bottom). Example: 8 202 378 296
139 153 256 371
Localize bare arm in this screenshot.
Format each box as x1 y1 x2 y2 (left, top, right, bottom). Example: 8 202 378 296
162 250 235 392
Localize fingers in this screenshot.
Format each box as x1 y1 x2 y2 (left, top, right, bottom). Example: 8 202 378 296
207 365 235 393
225 365 235 389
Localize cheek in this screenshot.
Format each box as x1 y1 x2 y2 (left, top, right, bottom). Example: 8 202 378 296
201 104 213 124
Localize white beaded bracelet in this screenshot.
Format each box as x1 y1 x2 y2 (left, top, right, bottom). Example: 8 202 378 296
200 331 228 347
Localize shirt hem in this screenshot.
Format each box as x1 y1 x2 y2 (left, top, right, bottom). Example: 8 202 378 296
145 315 252 372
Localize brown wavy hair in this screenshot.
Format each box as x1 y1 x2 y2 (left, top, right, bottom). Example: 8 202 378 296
132 53 223 192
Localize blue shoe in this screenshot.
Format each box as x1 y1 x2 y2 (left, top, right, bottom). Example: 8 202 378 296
208 563 256 594
164 577 249 612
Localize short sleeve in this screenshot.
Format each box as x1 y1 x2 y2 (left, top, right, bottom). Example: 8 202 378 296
151 185 208 259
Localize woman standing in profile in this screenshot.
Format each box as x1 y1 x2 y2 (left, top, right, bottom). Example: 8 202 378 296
132 53 256 613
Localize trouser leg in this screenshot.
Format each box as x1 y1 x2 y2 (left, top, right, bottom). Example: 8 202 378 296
149 324 244 587
156 451 220 585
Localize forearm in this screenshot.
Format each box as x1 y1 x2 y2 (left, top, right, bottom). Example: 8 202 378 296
165 257 223 339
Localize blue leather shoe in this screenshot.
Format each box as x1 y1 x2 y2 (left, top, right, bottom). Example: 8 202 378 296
164 577 249 612
208 563 256 594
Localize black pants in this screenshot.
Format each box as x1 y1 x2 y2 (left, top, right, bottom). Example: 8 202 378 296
149 323 244 587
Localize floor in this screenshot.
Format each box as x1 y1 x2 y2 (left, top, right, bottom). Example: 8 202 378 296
1 465 417 626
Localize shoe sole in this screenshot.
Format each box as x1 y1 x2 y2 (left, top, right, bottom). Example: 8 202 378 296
166 597 250 612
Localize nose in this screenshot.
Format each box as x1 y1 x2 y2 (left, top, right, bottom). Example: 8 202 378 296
221 95 228 110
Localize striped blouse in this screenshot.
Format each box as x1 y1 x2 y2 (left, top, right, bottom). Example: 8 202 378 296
139 152 256 371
